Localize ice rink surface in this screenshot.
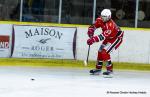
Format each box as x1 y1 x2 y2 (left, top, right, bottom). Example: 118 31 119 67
0 66 149 97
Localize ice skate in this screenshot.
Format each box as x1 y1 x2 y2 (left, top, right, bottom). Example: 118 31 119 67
90 69 101 75
103 71 113 78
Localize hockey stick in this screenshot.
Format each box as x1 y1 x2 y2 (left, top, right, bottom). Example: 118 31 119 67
86 45 91 64
84 45 91 66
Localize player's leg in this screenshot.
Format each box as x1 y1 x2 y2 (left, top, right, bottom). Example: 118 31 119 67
90 45 105 75
103 38 123 75
90 52 103 75
97 49 113 75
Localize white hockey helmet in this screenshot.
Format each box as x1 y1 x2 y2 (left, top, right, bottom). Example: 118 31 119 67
101 9 111 22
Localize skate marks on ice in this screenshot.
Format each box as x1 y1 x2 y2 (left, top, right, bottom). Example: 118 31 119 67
0 67 149 97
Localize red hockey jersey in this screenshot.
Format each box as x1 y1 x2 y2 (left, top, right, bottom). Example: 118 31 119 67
94 16 121 41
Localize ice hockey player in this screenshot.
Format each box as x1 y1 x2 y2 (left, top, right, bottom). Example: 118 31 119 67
87 9 124 76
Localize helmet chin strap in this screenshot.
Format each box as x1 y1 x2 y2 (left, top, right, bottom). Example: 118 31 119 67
102 16 109 22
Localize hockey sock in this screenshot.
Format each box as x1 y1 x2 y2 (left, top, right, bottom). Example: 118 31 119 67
106 60 113 72
96 51 103 69
96 61 103 69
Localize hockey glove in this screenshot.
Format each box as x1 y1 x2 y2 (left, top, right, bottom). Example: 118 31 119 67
87 26 95 37
87 36 100 45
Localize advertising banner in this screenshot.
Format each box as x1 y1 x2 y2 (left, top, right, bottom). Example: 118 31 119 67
12 25 77 59
0 24 12 57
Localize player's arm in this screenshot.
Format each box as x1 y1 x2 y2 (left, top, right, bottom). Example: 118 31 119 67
87 34 105 45
87 17 103 38
87 22 113 45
